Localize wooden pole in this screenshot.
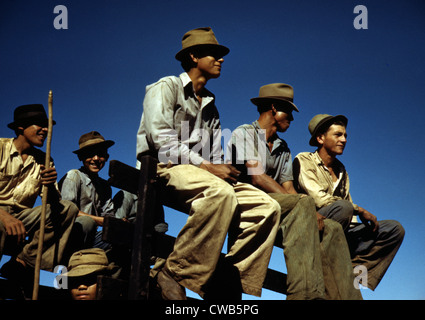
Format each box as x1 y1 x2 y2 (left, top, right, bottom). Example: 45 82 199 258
32 90 53 300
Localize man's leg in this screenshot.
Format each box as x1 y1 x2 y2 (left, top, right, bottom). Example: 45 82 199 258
318 200 354 231
225 183 281 297
157 164 239 298
16 200 79 271
348 219 404 290
270 193 326 300
320 219 363 300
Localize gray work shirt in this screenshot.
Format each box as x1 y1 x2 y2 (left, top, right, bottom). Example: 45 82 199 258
59 168 115 217
226 121 293 184
136 72 223 165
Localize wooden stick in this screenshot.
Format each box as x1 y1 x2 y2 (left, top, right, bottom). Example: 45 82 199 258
32 90 53 300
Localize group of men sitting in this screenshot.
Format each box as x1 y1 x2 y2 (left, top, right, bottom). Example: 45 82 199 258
0 27 404 300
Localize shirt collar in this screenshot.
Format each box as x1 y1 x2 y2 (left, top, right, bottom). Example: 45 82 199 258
180 72 214 108
10 139 20 157
79 167 98 186
312 150 344 171
180 72 192 88
10 138 36 165
252 120 284 151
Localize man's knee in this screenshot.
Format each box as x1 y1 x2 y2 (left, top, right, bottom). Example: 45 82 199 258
335 200 354 215
261 197 281 226
319 200 354 229
75 215 97 235
298 195 316 211
381 220 405 242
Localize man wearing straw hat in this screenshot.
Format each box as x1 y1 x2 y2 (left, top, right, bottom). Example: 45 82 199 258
226 83 362 300
293 114 405 290
59 131 116 251
136 27 281 300
0 104 79 290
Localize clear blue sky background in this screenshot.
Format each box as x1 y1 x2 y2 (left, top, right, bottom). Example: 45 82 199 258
1 0 424 300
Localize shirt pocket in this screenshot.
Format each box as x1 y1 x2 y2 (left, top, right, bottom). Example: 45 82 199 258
0 172 14 191
14 177 41 209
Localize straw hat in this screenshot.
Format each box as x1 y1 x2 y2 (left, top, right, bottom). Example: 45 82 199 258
72 131 114 154
175 27 229 61
250 83 299 112
308 114 348 146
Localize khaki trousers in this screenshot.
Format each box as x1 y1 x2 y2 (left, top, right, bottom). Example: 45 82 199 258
156 164 281 297
269 193 362 300
0 200 78 271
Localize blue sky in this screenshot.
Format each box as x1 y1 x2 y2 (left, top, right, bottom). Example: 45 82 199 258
1 0 424 300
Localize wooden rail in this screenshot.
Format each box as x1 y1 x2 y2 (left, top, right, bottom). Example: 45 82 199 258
99 157 287 300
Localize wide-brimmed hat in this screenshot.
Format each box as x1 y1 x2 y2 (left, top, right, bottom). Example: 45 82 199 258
308 114 348 146
175 27 230 61
250 83 299 112
73 131 114 154
7 104 56 130
62 248 115 278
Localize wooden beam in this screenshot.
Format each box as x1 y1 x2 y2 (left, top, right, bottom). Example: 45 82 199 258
102 216 134 247
128 155 158 300
108 160 140 195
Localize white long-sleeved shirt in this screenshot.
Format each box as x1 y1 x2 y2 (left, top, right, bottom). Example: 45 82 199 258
136 72 223 166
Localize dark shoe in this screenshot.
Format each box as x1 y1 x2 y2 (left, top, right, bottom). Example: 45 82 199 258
203 259 242 300
156 268 187 300
0 258 34 299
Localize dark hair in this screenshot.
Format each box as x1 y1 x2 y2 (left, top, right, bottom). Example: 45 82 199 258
256 103 272 114
180 53 196 72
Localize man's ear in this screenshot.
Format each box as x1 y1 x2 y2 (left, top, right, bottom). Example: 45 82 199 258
189 53 198 64
271 105 277 115
15 126 25 137
316 134 325 146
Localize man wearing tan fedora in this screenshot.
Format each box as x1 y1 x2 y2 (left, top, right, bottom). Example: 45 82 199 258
0 104 79 293
136 27 281 300
293 114 405 291
226 83 362 300
59 131 116 251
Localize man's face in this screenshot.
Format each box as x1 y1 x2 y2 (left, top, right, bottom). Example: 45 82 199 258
318 124 347 156
195 49 224 79
70 283 97 300
273 105 294 133
21 124 48 147
81 146 109 174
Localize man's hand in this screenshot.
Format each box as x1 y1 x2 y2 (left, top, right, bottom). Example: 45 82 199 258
358 207 379 232
200 162 240 184
316 212 326 232
40 165 57 185
0 209 26 244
